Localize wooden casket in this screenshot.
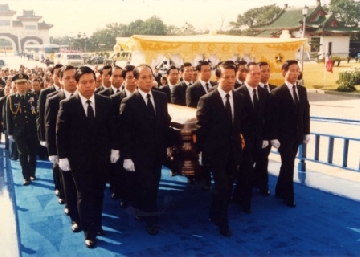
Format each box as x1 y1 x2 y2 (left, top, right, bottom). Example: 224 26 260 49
166 104 199 177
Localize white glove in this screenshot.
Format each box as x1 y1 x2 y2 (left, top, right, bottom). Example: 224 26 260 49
167 147 172 156
110 149 120 163
304 134 310 144
59 158 70 172
198 152 203 166
261 140 269 149
123 159 135 172
49 155 58 164
8 135 14 142
40 141 47 147
270 139 281 149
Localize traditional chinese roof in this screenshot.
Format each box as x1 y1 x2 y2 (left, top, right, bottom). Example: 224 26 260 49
38 21 53 30
249 3 360 37
0 4 16 16
17 10 42 21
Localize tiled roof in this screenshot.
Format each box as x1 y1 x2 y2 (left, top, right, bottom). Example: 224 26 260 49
251 4 360 34
252 6 317 30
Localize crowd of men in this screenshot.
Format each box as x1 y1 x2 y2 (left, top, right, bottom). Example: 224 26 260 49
0 59 310 248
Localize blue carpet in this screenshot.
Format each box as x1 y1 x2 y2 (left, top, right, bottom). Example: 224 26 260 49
6 152 360 257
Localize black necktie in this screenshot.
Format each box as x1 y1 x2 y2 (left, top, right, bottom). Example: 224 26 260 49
147 94 155 118
70 93 73 97
116 89 120 93
86 100 94 125
253 88 259 111
21 95 25 102
264 84 268 90
293 85 299 105
225 93 232 124
189 83 192 86
205 83 209 91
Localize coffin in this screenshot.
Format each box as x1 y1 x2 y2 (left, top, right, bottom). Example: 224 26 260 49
167 104 198 176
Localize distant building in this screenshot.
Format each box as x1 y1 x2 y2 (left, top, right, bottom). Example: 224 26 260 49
248 1 360 59
0 4 52 53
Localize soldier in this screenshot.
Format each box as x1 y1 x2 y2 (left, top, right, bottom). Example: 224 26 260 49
6 73 38 185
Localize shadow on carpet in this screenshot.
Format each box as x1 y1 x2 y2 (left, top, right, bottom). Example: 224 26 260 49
8 158 360 257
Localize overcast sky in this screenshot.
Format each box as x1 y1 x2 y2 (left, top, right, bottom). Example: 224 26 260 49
3 0 331 37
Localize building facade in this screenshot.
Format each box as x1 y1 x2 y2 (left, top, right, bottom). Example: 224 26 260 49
249 1 360 59
0 4 52 54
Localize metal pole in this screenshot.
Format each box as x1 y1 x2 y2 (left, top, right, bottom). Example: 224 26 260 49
301 14 306 78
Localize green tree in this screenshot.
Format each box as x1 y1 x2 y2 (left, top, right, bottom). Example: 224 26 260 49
229 4 282 29
329 0 360 26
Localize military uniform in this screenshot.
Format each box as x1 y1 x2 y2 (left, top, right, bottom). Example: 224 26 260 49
6 73 38 185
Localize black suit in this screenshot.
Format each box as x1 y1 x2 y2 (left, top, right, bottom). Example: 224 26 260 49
233 85 269 208
186 81 217 108
254 83 277 192
37 85 58 142
196 89 244 229
171 81 189 106
109 89 130 201
268 83 310 204
154 73 162 85
158 84 171 103
94 85 108 94
120 90 171 226
98 87 121 97
57 93 118 240
46 90 79 223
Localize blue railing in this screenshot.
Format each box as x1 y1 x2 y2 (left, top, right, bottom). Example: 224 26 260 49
296 132 360 172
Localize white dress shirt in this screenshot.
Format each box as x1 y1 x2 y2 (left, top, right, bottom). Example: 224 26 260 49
217 87 234 119
79 93 95 117
245 83 258 104
139 89 155 110
259 82 271 93
285 81 299 101
64 90 77 99
200 79 212 93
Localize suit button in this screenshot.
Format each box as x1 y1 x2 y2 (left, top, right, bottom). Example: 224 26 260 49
25 116 27 118
24 111 27 113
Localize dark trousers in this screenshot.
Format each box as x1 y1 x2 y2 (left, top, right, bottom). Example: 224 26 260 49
275 140 299 203
61 168 79 223
254 145 271 191
109 162 121 196
210 154 237 227
133 159 162 225
53 163 64 199
72 171 106 240
15 136 38 180
233 148 254 209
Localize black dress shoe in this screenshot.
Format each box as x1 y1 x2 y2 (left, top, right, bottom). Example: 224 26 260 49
135 215 144 221
71 223 81 233
146 224 159 236
284 201 296 208
23 179 31 186
85 239 96 248
111 193 120 200
120 200 128 208
219 226 231 237
259 189 270 196
96 230 105 236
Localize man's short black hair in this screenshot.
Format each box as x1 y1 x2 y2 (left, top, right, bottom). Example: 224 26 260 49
51 64 63 75
75 66 95 83
166 66 178 75
282 60 299 71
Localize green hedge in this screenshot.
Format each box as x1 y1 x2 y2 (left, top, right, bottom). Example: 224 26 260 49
337 68 360 92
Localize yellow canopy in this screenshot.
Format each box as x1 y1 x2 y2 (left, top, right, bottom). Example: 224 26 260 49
116 34 306 85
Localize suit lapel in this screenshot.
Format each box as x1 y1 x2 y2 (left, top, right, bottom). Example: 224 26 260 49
73 94 87 119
